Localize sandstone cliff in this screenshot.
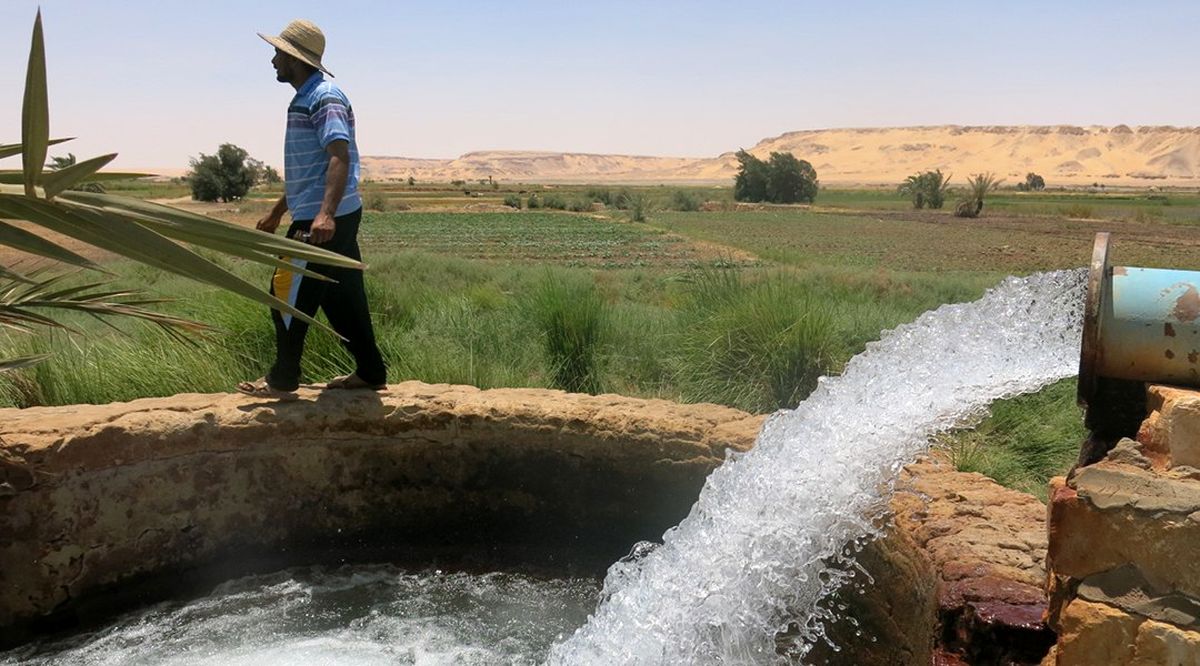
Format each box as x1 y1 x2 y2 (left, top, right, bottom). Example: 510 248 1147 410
362 125 1200 187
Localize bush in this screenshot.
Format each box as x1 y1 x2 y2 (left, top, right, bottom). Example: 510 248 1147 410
898 169 951 209
626 192 649 222
526 193 542 209
567 198 591 212
503 193 522 209
186 143 261 202
525 272 608 394
670 189 702 212
954 173 1001 218
363 189 389 212
734 150 818 204
586 188 613 205
543 194 567 210
675 269 840 412
1016 172 1045 192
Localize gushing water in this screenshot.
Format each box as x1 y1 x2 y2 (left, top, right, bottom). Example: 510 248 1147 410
2 566 598 666
548 270 1086 664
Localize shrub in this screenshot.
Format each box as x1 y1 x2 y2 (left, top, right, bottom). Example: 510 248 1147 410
586 188 613 205
186 143 259 202
363 189 389 212
567 198 591 212
612 189 635 210
675 269 840 412
503 193 522 209
954 173 1001 218
1058 203 1094 219
526 193 542 209
526 272 608 393
671 189 702 212
626 192 649 222
898 169 951 209
1016 172 1045 192
543 194 567 210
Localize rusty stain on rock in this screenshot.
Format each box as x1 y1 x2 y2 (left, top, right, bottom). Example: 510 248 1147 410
1173 285 1200 323
1190 351 1199 364
1166 350 1176 360
1165 323 1177 337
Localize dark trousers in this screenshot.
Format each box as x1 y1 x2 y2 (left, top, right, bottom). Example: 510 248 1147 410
266 207 386 390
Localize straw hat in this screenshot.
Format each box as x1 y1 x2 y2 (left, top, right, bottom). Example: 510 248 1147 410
258 19 334 77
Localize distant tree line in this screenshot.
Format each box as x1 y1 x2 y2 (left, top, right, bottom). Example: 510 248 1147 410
733 150 819 204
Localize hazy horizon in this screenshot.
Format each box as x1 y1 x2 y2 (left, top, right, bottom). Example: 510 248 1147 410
3 0 1198 171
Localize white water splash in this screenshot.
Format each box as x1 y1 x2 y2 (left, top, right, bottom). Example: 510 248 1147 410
2 566 598 666
548 270 1086 664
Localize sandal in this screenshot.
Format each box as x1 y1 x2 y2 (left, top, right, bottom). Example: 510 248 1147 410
325 373 386 390
235 377 299 400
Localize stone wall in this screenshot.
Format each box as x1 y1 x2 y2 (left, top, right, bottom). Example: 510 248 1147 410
1044 385 1200 664
2 381 1062 660
0 382 763 642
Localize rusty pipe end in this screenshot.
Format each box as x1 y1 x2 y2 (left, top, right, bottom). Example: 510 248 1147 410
1078 232 1110 407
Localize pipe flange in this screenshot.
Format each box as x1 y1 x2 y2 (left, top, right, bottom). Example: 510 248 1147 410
1078 232 1110 407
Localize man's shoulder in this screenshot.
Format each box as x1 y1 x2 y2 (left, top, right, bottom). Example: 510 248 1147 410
310 80 350 104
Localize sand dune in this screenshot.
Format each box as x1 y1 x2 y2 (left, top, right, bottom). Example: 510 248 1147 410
361 125 1200 187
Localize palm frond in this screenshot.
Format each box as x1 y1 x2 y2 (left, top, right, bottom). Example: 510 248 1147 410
0 354 49 372
0 272 209 338
0 137 72 161
21 9 49 197
0 219 101 270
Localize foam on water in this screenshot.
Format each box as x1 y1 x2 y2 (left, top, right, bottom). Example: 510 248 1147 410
2 566 599 666
548 269 1087 664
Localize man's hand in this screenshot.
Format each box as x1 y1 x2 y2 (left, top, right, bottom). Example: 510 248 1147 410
256 211 283 234
309 211 336 244
258 194 289 234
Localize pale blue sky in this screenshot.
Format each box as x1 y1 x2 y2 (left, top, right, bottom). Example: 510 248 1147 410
2 1 1197 170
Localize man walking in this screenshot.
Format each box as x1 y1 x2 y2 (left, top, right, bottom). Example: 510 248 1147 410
238 19 386 396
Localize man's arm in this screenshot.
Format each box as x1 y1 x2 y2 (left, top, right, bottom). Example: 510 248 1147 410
256 194 289 233
307 139 350 245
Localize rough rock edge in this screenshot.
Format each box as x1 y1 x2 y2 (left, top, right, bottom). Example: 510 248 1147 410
895 454 1055 664
2 383 1054 661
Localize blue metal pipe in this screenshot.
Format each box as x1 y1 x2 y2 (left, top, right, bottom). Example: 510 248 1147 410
1079 232 1200 405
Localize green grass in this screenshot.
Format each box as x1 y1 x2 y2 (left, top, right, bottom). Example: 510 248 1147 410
361 211 717 268
9 183 1178 500
939 378 1086 501
816 186 1200 227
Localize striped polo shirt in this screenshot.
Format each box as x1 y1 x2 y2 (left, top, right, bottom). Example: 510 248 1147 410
284 72 361 221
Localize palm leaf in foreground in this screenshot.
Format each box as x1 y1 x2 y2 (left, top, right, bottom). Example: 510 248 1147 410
0 354 49 372
0 10 369 371
1 272 208 341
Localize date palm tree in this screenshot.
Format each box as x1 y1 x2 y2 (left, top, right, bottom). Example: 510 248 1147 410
0 11 360 370
954 173 1002 218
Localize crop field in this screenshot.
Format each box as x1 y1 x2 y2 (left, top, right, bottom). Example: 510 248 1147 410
361 211 730 268
818 187 1200 226
10 178 1200 500
653 205 1200 274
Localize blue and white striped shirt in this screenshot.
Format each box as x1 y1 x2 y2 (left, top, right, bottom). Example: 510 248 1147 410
284 72 361 221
